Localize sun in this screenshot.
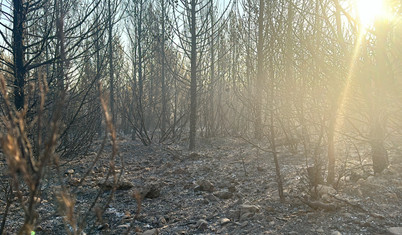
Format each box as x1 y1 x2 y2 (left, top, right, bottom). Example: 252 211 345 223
356 0 386 27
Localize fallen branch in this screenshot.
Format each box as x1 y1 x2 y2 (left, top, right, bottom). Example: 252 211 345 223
297 196 338 211
328 193 385 219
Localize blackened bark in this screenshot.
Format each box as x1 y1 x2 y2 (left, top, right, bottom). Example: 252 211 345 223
161 0 167 139
108 0 115 125
207 0 215 137
13 0 26 110
189 0 197 150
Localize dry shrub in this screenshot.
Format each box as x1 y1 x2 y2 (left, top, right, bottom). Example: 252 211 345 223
0 76 127 234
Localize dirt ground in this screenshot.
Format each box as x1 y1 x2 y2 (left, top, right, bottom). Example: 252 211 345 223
1 136 402 234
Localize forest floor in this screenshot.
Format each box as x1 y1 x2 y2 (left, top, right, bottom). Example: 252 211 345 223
1 136 402 234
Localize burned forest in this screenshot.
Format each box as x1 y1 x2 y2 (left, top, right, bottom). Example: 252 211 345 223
0 0 402 234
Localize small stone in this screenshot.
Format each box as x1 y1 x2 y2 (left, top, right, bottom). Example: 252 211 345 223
138 183 161 199
142 228 158 235
172 168 188 175
240 221 248 227
214 191 233 199
227 209 240 220
144 184 161 199
269 221 275 226
387 227 402 235
67 169 74 174
366 176 375 182
331 231 342 235
98 180 133 190
204 194 217 202
371 213 385 219
116 212 125 217
357 178 365 184
239 204 260 215
97 224 109 230
386 192 398 200
158 216 167 225
117 224 130 229
228 185 236 193
265 206 275 213
350 172 363 182
117 181 134 190
195 180 214 192
316 227 324 233
359 221 371 227
105 207 117 214
342 212 352 218
122 212 132 221
321 193 332 202
314 184 336 196
240 212 253 222
69 178 81 186
220 218 231 225
188 152 200 160
196 219 208 230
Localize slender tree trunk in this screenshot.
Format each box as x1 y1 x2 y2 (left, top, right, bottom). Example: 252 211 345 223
327 0 348 184
137 1 145 135
56 0 65 91
327 118 336 183
13 0 26 110
325 0 342 185
267 1 284 202
269 60 284 202
189 0 197 150
208 0 215 137
108 0 115 125
254 0 264 140
131 41 138 140
161 0 167 139
311 0 323 177
95 9 102 135
245 0 252 134
371 21 389 173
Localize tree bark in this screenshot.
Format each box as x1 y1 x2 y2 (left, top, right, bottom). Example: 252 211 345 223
371 20 389 173
254 0 264 140
189 0 197 150
161 0 167 139
13 0 26 110
108 0 115 125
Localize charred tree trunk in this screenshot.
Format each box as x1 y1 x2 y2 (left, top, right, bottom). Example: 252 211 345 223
160 0 167 139
189 0 197 150
254 0 264 140
370 20 390 173
108 0 115 125
95 10 103 136
207 1 215 137
56 0 65 92
13 0 26 110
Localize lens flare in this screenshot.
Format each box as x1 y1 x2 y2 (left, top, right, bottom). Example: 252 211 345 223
356 0 386 27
